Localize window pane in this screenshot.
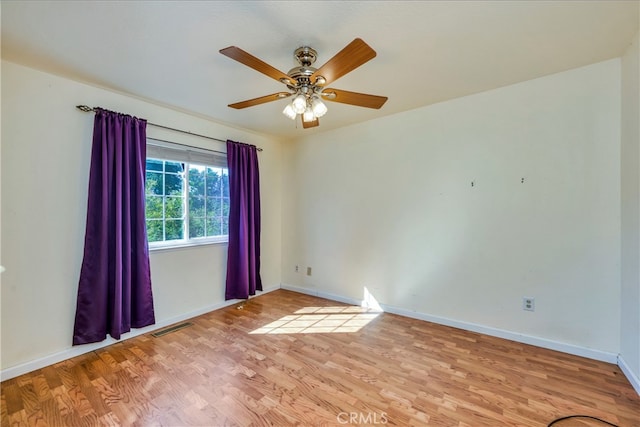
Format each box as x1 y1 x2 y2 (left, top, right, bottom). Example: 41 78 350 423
189 165 205 195
206 168 222 195
145 196 163 219
222 172 229 197
165 196 184 219
189 194 205 217
164 173 183 196
189 217 205 238
146 159 163 172
206 217 222 237
222 199 230 217
146 220 163 242
165 161 183 173
206 197 221 216
165 220 184 240
222 216 229 235
146 171 163 195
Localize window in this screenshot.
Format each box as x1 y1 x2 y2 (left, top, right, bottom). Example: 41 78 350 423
145 139 229 248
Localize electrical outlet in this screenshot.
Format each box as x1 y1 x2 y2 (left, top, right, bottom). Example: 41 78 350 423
523 297 535 312
295 265 299 273
306 267 312 276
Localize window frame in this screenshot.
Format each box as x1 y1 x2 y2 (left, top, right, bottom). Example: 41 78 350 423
145 138 229 251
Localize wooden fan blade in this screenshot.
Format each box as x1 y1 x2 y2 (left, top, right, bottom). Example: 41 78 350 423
220 46 295 86
302 117 319 129
229 92 292 109
321 88 387 109
310 38 377 87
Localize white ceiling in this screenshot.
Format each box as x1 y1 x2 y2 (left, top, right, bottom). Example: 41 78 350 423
2 1 638 139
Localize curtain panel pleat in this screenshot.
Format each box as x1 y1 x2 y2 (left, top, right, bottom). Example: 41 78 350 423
73 108 155 345
225 140 262 300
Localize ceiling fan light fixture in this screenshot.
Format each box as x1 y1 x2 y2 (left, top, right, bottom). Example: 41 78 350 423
311 96 328 117
282 103 297 120
292 94 307 114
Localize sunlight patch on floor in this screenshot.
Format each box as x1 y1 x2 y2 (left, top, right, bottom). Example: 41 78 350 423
249 306 382 334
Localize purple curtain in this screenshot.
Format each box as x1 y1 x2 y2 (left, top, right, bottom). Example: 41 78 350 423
225 140 262 300
73 108 155 345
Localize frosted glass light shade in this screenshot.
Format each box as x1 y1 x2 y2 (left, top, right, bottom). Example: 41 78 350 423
282 103 297 120
311 97 327 117
292 94 307 114
302 107 315 122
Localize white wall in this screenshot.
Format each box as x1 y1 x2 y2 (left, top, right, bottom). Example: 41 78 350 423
621 28 640 392
0 61 283 375
282 59 622 358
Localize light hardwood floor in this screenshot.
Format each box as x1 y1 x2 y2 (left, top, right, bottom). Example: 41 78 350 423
1 289 639 426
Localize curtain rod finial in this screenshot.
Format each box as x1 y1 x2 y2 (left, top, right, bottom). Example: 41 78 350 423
76 105 95 112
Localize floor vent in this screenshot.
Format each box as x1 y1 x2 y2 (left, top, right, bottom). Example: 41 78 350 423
151 322 193 338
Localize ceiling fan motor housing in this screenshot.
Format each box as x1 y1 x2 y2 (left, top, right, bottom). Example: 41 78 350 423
286 46 325 91
294 46 317 66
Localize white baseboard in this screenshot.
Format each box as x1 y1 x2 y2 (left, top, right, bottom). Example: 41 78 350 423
380 304 619 364
280 283 619 365
618 354 640 395
280 283 363 306
0 285 280 381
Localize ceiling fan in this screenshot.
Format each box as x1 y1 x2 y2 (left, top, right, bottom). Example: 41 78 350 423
219 38 388 129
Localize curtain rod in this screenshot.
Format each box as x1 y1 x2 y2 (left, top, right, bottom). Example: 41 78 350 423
75 105 262 151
